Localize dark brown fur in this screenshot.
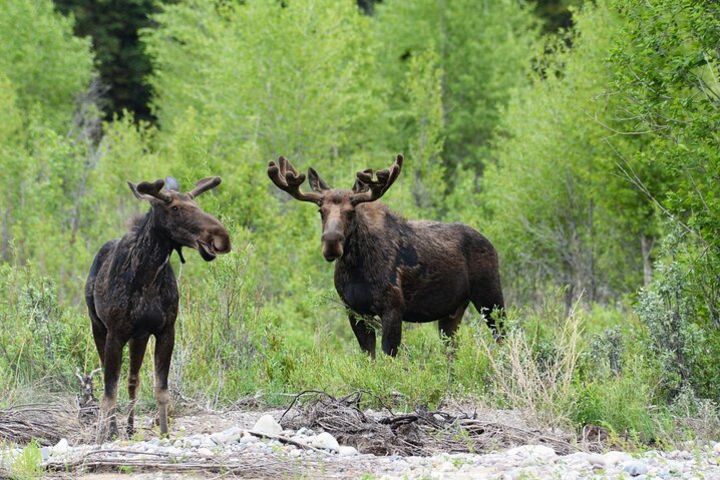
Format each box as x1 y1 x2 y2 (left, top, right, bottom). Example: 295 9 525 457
268 156 504 357
85 177 230 441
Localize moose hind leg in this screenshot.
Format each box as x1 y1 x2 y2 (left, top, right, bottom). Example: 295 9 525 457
154 327 175 437
90 314 107 365
97 334 124 442
348 312 376 358
126 336 149 437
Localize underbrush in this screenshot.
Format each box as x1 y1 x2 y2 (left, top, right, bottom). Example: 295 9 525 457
2 252 719 450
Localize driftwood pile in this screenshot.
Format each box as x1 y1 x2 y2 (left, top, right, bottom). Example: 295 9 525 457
0 402 82 446
280 390 576 456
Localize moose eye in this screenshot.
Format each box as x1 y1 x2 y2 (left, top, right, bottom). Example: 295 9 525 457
171 206 179 212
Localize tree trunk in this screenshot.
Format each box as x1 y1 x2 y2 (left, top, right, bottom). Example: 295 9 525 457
641 234 653 287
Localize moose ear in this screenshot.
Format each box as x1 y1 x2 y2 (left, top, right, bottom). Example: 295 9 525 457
308 168 330 193
164 176 180 192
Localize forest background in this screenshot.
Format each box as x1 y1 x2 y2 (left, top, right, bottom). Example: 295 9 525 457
2 0 719 446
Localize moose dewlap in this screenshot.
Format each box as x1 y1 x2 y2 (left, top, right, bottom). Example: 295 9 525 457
268 155 505 357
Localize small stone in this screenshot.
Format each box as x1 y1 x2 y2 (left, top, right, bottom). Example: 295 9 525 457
296 427 314 437
52 438 69 455
197 447 214 457
252 414 282 436
338 445 359 457
622 460 649 476
587 453 606 468
240 433 258 444
210 427 243 445
505 445 557 461
714 443 720 455
40 447 50 462
307 432 340 452
604 451 632 465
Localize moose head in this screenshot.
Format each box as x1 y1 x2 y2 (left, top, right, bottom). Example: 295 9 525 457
127 176 231 261
268 155 403 261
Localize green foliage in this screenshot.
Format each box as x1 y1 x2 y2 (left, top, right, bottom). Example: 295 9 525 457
374 0 539 171
10 441 43 480
636 230 720 400
0 0 92 130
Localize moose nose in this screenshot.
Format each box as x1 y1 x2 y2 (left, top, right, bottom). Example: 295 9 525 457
321 231 345 262
321 231 345 244
211 233 231 253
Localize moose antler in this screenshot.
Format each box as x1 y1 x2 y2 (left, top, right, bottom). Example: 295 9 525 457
188 176 221 198
128 179 171 203
267 156 323 204
351 154 404 205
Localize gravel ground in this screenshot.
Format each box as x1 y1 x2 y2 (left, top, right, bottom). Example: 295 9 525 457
2 408 720 479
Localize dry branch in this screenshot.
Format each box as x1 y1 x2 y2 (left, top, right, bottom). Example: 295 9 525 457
280 391 578 457
0 402 82 446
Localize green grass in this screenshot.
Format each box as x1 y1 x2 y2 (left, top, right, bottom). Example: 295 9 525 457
1 251 717 450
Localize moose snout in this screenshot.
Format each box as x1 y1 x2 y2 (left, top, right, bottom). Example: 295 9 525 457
209 229 231 254
321 231 345 261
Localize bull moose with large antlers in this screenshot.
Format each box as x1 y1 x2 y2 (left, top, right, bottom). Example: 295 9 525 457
268 155 504 357
85 176 230 441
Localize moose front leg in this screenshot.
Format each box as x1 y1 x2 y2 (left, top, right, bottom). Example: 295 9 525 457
380 310 403 357
97 334 123 442
154 327 175 437
127 336 149 437
348 312 376 358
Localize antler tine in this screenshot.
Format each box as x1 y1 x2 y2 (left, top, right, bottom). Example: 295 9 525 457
351 154 404 205
268 156 322 204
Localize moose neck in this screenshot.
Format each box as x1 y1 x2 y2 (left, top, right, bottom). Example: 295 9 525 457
339 203 398 271
128 210 176 283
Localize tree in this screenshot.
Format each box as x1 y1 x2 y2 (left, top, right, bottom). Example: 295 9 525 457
54 0 161 122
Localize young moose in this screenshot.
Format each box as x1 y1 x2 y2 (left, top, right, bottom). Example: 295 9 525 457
268 155 504 357
85 177 230 441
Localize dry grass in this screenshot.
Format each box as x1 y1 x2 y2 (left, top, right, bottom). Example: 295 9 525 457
481 300 582 429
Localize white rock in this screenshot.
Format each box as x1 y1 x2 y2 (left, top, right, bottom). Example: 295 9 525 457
197 447 214 457
211 426 243 445
714 443 720 455
338 445 359 457
52 438 69 455
505 444 557 461
240 433 258 444
39 447 50 462
307 432 340 452
623 460 649 476
604 450 633 465
587 453 607 468
253 414 282 436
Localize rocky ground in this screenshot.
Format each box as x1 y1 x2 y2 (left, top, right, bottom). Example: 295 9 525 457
3 407 720 479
